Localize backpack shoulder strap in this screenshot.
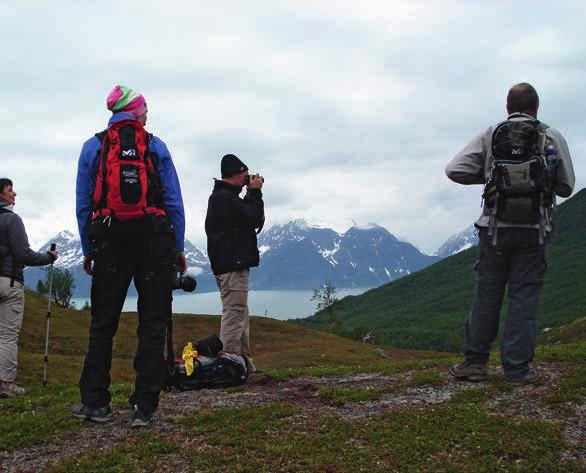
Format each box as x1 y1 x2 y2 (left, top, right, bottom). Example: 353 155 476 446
144 132 155 162
96 129 112 210
532 121 550 154
536 121 549 133
0 208 11 266
95 130 107 142
0 209 17 284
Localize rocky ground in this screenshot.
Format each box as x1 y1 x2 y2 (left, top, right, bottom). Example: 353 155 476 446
1 361 583 473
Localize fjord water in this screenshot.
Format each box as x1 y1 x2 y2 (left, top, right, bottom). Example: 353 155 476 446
76 288 369 321
165 288 368 320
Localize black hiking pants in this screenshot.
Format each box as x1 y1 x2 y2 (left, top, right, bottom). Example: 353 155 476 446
464 227 547 380
79 222 175 413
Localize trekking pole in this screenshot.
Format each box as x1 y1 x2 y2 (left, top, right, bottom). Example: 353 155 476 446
43 243 56 388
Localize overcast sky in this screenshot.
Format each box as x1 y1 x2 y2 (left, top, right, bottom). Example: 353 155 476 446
1 1 583 253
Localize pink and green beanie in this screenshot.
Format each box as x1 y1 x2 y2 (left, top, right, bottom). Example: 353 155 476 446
106 85 147 118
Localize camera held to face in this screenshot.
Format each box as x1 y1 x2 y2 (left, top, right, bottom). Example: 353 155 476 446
245 174 264 185
172 267 197 292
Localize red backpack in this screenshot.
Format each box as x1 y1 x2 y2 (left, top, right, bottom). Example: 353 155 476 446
92 120 166 221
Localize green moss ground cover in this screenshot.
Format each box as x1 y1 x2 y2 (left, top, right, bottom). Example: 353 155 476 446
46 399 583 473
1 348 582 472
0 384 133 451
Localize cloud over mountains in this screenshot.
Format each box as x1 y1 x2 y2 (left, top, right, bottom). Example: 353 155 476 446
2 1 584 253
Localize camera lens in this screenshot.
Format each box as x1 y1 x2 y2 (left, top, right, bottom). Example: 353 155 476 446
173 273 197 292
180 275 197 292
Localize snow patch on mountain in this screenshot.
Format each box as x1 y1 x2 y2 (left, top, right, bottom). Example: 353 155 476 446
436 225 479 258
319 241 340 267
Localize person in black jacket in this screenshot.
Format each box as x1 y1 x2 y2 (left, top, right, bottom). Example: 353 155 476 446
205 154 264 374
0 178 58 397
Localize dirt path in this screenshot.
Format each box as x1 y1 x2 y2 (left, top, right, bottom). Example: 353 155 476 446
1 363 584 472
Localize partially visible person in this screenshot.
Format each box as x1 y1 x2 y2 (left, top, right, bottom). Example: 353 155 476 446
445 83 575 385
0 178 58 397
205 154 265 376
71 85 186 427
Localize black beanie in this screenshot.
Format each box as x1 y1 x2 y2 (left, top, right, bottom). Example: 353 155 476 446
221 154 248 178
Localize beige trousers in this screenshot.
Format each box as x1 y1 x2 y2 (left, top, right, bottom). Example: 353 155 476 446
216 269 255 368
0 277 25 382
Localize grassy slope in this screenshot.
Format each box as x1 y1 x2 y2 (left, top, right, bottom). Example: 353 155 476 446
299 188 586 351
16 290 444 386
2 337 584 471
538 317 586 345
2 291 584 472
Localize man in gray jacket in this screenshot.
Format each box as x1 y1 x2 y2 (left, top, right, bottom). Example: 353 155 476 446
0 178 58 397
445 83 575 384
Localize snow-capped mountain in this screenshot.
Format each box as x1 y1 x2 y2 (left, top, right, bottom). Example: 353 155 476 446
255 220 440 289
436 225 479 258
25 221 441 297
32 230 210 273
37 230 83 267
25 230 91 297
25 230 214 297
183 240 211 276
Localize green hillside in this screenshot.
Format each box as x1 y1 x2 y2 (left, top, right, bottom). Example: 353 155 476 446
2 279 584 472
14 289 447 387
299 189 586 351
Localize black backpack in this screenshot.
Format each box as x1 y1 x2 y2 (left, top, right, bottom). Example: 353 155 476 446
164 317 247 391
483 118 558 243
0 208 17 284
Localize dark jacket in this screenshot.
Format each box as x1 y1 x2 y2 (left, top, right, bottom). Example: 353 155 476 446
0 204 54 283
205 180 264 275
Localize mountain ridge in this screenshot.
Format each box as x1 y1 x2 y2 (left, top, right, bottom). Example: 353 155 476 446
25 220 440 297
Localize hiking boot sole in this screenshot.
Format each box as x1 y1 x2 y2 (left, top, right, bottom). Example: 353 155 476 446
448 368 488 382
131 418 152 428
71 412 112 423
0 390 25 398
506 376 540 386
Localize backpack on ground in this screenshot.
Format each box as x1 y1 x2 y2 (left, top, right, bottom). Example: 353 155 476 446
483 118 558 244
165 317 248 391
92 120 166 222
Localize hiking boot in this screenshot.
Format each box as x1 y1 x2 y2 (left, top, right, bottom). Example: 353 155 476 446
0 381 25 397
130 405 154 428
449 360 488 382
244 356 263 375
506 368 540 386
70 404 112 423
219 352 247 372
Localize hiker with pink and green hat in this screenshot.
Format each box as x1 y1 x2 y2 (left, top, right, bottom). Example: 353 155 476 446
72 84 186 427
106 85 148 119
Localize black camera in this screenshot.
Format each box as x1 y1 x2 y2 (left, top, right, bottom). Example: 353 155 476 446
173 270 197 292
245 174 264 184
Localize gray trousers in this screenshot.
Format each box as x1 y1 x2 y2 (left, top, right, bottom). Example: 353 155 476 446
0 277 25 382
464 227 547 379
215 269 254 368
